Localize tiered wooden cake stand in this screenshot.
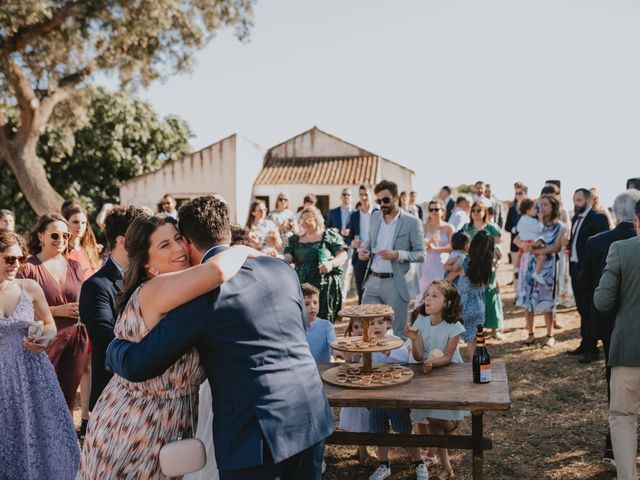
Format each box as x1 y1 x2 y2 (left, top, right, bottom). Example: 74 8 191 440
322 304 414 389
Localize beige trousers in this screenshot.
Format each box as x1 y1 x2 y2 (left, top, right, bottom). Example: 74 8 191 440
609 366 640 480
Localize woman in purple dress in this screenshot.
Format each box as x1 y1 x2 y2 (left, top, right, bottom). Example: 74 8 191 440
0 230 80 479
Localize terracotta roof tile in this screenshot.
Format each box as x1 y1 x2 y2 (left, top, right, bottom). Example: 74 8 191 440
254 156 380 185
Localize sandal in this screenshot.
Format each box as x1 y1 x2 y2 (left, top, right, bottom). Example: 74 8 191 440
422 455 438 467
439 469 455 479
523 333 536 345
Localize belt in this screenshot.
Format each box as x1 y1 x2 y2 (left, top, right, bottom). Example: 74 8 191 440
370 271 393 279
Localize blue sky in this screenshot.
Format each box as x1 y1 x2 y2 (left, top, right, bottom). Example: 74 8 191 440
116 0 640 207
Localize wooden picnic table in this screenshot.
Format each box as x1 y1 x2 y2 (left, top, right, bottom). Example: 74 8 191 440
320 362 511 480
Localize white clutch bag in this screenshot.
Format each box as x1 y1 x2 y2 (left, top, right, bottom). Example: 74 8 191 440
159 437 206 476
158 390 206 476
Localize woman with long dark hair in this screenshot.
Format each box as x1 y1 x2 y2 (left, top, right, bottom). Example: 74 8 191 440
79 215 258 479
516 194 566 347
18 213 89 412
245 199 282 254
448 230 494 358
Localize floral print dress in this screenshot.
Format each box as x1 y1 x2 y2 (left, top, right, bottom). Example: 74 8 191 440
78 285 205 479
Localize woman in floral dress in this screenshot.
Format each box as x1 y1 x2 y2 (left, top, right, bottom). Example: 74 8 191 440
79 216 258 478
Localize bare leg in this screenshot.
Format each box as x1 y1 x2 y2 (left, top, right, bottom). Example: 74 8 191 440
544 312 554 338
80 357 91 421
377 446 390 462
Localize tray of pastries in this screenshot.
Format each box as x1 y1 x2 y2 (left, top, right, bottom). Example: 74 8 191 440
322 363 414 389
338 304 394 319
331 335 405 353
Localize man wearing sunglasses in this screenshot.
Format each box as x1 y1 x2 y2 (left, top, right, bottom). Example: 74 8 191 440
358 180 425 339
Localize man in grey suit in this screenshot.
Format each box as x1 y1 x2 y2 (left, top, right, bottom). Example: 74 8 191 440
594 198 640 480
358 180 425 339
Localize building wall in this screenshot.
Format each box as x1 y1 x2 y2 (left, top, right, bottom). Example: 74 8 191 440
119 134 263 223
269 127 371 158
379 159 414 194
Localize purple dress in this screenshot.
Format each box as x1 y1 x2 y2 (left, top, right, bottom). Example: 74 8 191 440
0 289 80 479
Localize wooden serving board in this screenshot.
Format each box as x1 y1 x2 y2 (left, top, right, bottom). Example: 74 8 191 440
322 363 414 389
331 335 405 353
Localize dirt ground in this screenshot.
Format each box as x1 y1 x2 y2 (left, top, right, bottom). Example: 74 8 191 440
73 263 619 480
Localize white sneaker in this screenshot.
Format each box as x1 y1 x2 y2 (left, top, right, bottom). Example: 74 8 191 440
532 272 546 285
369 464 391 480
321 460 326 474
415 462 429 479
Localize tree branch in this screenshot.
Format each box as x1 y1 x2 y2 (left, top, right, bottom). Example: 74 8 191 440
0 1 84 53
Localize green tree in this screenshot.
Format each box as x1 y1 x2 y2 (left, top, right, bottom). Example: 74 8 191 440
0 87 192 231
0 0 254 215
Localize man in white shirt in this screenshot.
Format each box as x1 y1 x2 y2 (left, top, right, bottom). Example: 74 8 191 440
358 180 425 338
448 195 472 232
472 181 493 208
160 194 179 220
347 186 377 303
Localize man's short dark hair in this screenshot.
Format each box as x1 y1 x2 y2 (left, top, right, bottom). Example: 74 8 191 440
456 195 470 206
475 180 485 186
374 180 398 197
451 231 470 251
104 206 149 250
359 184 367 191
178 196 231 251
574 188 591 200
441 186 451 194
541 184 560 196
303 194 317 205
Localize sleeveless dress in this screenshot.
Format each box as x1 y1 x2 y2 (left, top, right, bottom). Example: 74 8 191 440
516 222 564 313
416 228 449 302
0 287 80 479
78 286 206 479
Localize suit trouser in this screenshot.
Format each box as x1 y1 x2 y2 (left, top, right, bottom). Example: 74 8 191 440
569 262 597 351
219 439 325 480
352 257 369 304
362 275 409 339
601 313 615 453
609 366 640 480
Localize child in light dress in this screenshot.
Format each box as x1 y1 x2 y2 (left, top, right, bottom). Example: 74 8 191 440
337 317 378 466
367 316 429 480
515 198 547 284
301 283 336 363
405 280 469 480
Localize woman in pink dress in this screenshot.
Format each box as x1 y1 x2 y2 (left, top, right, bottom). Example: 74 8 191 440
19 213 89 412
79 215 259 479
416 200 453 302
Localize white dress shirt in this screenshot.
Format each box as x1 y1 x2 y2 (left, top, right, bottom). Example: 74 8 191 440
448 208 470 232
570 206 591 263
370 210 401 274
358 207 374 244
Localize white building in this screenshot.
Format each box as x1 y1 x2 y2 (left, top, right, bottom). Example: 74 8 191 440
252 127 415 215
119 134 264 223
119 126 414 223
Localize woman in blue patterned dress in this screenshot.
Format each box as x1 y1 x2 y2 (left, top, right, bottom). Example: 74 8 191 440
516 194 567 347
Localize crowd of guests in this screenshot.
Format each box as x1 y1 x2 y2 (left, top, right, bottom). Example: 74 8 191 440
2 178 640 480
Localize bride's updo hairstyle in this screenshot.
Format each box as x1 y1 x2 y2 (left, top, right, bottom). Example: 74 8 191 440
116 215 177 315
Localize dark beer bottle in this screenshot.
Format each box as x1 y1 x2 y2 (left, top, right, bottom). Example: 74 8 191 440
473 326 491 384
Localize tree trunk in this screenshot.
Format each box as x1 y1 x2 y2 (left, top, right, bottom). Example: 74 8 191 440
1 136 64 215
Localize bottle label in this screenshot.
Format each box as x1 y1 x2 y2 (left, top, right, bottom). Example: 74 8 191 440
480 364 491 383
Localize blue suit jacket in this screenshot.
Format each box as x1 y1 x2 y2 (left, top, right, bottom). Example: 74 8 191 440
346 208 379 261
106 247 334 471
79 257 121 409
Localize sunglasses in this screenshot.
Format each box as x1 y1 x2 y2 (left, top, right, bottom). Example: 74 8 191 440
429 208 441 212
49 232 71 241
342 193 351 197
471 208 484 213
277 198 288 201
375 196 393 205
1 255 26 266
515 191 525 196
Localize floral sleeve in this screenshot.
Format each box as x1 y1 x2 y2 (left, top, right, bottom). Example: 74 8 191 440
324 228 347 256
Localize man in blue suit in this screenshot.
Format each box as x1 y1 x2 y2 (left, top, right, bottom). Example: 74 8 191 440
106 196 334 480
346 186 378 303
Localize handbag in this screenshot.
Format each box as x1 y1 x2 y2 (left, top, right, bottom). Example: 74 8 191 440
158 388 206 477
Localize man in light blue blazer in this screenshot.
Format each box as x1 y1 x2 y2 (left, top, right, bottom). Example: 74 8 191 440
358 180 425 338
